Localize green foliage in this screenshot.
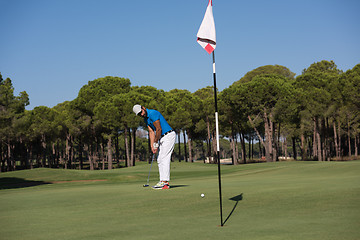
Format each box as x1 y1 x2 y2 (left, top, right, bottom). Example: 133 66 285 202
166 89 198 131
194 86 215 139
75 76 131 116
1 60 360 171
294 61 342 128
237 64 295 83
28 106 60 140
342 64 360 110
0 74 29 140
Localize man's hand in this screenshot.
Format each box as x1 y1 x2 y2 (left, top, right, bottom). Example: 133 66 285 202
152 142 159 153
152 148 158 154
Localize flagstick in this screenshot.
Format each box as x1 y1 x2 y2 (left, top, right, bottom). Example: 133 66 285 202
212 51 223 227
196 0 222 226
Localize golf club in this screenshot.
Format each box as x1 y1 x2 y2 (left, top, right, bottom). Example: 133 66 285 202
143 153 156 187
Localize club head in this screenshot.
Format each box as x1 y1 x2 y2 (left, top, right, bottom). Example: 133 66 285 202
143 184 149 187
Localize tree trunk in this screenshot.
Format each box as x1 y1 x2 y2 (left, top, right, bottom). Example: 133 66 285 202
348 120 351 157
0 144 2 172
187 134 193 162
86 144 94 170
52 143 56 168
248 134 252 160
251 137 254 160
275 122 280 161
41 134 47 167
338 123 342 158
321 119 326 161
235 134 239 162
284 136 288 160
177 132 181 162
131 128 136 166
240 132 246 164
89 154 94 170
0 143 3 172
65 134 70 169
202 141 206 163
230 133 238 165
313 118 318 160
333 121 340 158
101 143 105 170
69 136 73 169
79 140 83 170
355 135 358 157
264 111 273 162
324 118 330 161
107 136 113 170
7 142 12 171
28 145 33 169
124 126 130 167
293 137 297 161
183 131 188 162
248 115 269 161
316 118 322 161
300 123 306 161
115 133 120 166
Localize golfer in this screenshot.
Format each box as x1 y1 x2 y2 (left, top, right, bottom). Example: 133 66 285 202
133 104 176 190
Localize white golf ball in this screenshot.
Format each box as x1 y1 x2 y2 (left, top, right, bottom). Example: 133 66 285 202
201 193 205 198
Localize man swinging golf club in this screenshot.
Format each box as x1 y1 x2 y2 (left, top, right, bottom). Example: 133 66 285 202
133 104 176 190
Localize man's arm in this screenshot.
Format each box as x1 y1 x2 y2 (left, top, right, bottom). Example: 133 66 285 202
148 125 155 146
148 121 161 153
153 120 162 142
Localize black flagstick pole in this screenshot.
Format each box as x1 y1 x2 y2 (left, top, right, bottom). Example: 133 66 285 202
212 51 223 227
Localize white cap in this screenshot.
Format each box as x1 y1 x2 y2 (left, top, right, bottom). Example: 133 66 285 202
133 104 142 115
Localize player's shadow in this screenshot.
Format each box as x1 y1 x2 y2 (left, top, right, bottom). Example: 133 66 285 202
223 193 243 225
170 185 188 189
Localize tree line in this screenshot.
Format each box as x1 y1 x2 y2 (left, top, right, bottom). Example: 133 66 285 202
1 60 359 172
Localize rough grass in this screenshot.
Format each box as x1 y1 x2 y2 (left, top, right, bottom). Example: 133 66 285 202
1 161 359 240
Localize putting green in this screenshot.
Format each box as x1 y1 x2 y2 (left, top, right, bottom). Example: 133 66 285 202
1 161 359 240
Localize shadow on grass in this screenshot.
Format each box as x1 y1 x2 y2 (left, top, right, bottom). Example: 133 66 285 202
223 193 243 225
0 177 51 190
170 185 189 189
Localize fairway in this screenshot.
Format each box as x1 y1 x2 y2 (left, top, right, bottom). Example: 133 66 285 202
1 161 359 240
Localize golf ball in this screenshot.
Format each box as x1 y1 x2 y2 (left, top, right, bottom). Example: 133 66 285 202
201 193 205 198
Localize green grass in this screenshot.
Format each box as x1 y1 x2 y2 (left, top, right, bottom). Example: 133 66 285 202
1 161 359 240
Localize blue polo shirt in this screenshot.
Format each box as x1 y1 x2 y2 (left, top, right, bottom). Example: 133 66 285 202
145 109 172 135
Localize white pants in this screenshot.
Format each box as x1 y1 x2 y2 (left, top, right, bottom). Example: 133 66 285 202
157 131 176 182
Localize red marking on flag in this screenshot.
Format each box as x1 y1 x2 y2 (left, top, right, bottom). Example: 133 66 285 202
205 44 214 54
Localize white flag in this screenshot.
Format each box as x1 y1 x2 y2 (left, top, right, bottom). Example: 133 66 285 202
197 0 216 54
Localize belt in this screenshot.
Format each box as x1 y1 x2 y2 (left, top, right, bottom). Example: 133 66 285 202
161 130 174 138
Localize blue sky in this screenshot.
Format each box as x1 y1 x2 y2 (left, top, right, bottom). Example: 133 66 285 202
1 0 359 110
